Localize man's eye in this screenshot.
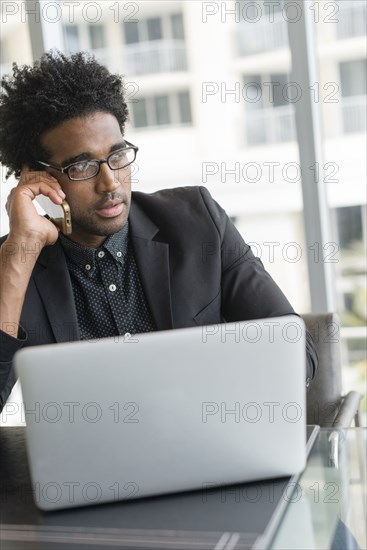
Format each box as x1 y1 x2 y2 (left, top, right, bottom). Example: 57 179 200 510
69 161 97 179
73 162 90 171
113 150 127 160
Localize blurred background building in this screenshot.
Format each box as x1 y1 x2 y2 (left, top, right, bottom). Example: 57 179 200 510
0 0 366 422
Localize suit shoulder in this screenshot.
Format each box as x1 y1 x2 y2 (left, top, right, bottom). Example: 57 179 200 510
132 186 205 207
131 186 227 239
132 186 222 218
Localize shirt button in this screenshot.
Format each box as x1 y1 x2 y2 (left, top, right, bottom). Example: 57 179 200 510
98 251 105 258
116 251 122 258
109 284 117 292
85 264 91 271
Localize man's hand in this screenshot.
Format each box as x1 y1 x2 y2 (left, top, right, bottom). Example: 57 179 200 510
0 167 66 339
5 166 66 247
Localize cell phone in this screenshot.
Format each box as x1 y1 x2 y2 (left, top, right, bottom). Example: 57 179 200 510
35 195 72 235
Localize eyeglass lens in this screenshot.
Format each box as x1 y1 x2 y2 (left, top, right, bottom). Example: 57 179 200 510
68 148 136 180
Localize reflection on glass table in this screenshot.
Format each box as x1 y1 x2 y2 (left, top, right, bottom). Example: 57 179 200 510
270 428 366 550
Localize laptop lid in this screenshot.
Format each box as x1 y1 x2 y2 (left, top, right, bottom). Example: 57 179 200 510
14 315 306 511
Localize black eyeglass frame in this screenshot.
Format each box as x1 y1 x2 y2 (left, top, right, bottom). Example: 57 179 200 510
37 140 138 181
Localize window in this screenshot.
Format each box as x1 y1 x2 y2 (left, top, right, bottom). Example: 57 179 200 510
124 21 139 44
63 25 80 54
122 12 187 75
339 59 367 134
271 74 290 107
243 73 296 145
336 206 363 250
244 75 264 110
123 13 185 44
336 0 367 40
147 18 162 41
237 0 285 18
178 91 192 124
154 96 170 125
89 25 106 50
333 205 366 335
132 97 148 128
171 13 185 40
340 60 367 98
237 0 288 55
131 91 192 128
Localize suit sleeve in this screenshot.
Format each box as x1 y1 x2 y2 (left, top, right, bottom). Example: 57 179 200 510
198 186 318 385
0 328 27 411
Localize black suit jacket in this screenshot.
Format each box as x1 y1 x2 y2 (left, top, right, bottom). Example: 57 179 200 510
0 187 317 409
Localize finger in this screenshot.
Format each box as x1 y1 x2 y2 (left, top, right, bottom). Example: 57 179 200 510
27 182 66 202
18 170 65 198
36 182 66 202
20 166 57 183
11 180 66 205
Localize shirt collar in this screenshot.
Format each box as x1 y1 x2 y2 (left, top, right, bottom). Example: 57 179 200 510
59 222 129 275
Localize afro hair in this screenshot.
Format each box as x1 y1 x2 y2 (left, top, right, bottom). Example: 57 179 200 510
0 50 129 179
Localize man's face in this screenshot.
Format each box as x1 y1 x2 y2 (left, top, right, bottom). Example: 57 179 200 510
40 111 132 248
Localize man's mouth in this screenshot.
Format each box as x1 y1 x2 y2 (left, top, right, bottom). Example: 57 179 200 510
96 200 124 218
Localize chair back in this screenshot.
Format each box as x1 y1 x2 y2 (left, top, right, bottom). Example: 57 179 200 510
302 312 343 426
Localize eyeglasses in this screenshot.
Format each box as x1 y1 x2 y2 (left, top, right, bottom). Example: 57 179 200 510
37 141 138 181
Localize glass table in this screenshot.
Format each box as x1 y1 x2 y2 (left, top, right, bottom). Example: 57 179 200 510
0 427 365 549
270 428 366 550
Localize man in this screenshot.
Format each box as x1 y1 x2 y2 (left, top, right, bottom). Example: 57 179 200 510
0 51 317 411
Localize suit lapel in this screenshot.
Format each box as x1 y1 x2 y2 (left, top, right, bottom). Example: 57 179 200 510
34 241 80 342
129 201 173 330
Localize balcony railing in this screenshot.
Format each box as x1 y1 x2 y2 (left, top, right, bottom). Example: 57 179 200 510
246 104 296 145
342 95 367 134
236 0 366 55
124 40 187 76
237 14 288 56
337 0 367 40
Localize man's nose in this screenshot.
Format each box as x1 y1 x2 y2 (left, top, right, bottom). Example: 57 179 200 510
95 162 120 193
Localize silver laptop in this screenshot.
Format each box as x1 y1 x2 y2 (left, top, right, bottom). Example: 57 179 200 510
14 315 307 511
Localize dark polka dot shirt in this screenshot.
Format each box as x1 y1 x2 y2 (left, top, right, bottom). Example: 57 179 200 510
59 222 155 340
